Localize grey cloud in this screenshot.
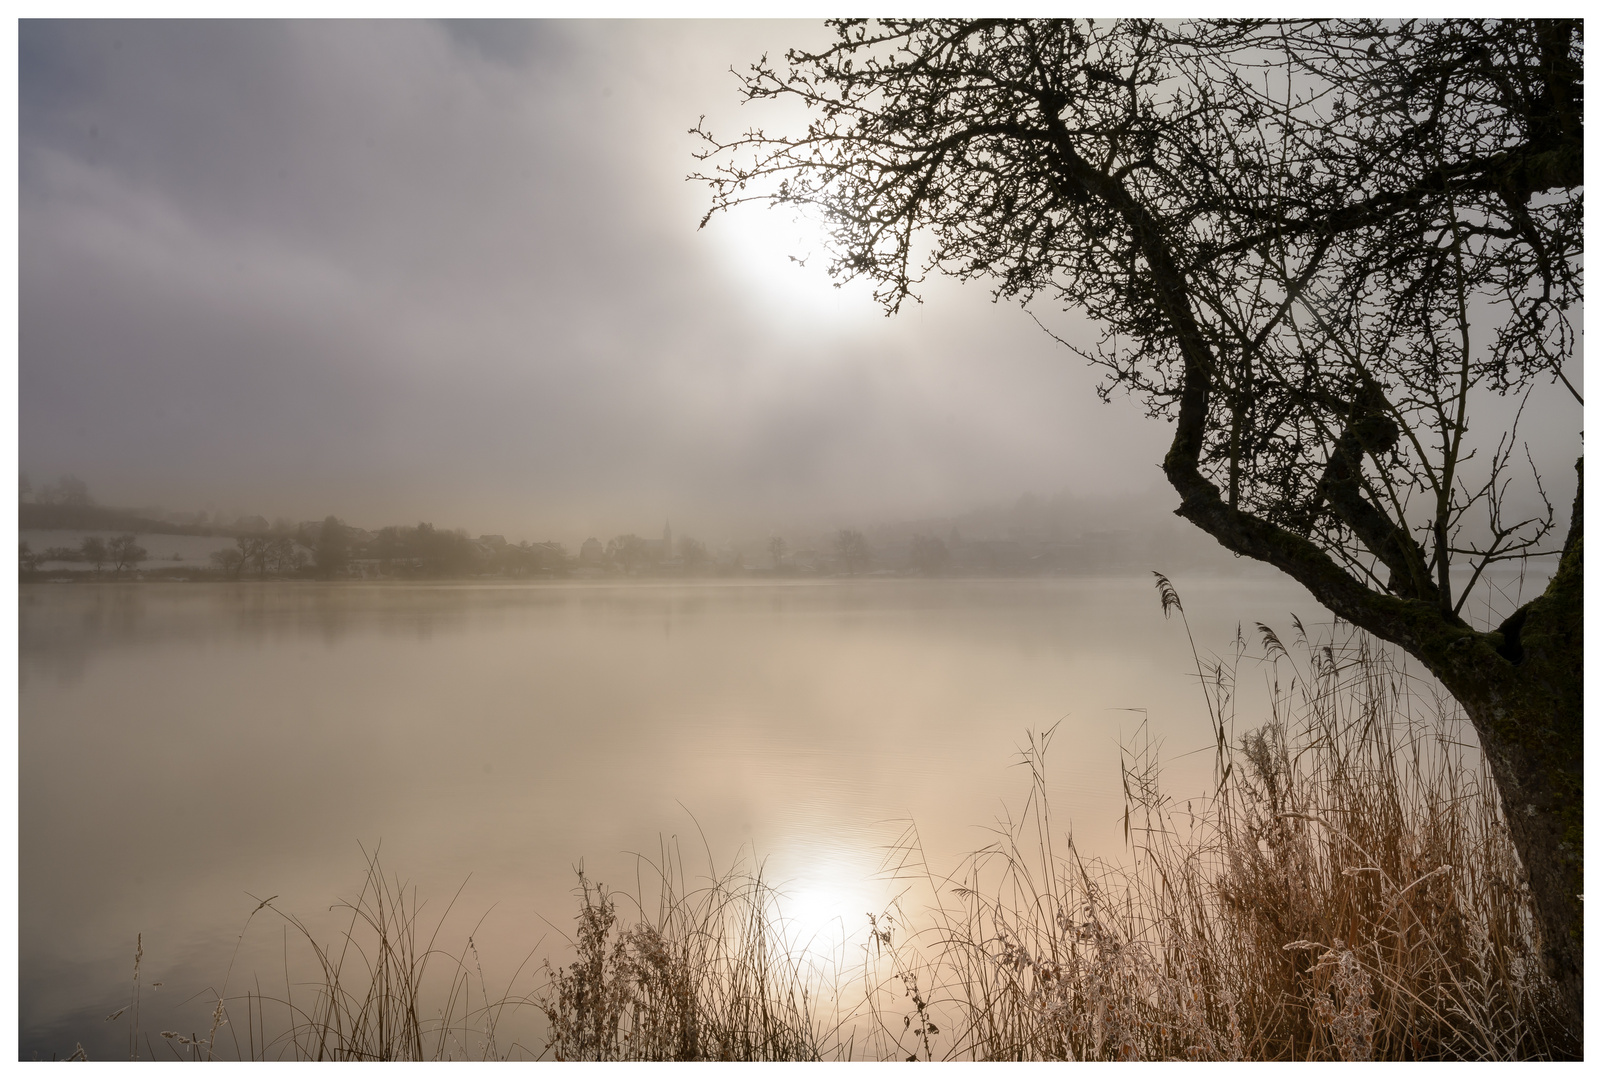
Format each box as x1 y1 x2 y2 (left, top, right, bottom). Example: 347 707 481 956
20 20 1172 545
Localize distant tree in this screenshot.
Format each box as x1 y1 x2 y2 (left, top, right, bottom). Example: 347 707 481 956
532 541 568 572
236 534 272 579
498 540 567 576
909 533 950 576
37 474 92 507
107 534 147 574
440 527 478 575
315 516 349 578
411 522 478 576
768 535 787 570
80 536 108 573
680 535 709 573
210 547 244 577
606 534 650 574
371 526 406 571
834 529 870 575
263 536 301 576
59 475 90 505
20 541 39 573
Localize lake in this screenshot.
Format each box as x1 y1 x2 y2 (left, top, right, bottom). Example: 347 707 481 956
20 572 1337 1058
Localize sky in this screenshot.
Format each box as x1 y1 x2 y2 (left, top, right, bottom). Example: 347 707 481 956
16 19 1582 551
17 19 1179 547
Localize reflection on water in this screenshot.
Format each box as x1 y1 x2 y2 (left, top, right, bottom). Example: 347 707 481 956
20 574 1324 1059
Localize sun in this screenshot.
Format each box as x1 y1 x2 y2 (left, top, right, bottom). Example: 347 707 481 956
707 201 879 325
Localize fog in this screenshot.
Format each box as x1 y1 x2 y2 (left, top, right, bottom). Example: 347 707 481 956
19 20 1182 545
15 22 1586 1060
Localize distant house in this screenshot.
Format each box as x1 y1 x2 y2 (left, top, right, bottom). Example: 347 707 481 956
579 537 604 566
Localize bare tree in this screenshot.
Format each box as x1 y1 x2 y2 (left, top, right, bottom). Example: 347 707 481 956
236 534 270 580
107 534 147 575
263 536 301 576
680 535 710 574
696 19 1583 1033
768 535 788 570
80 535 108 573
834 529 871 575
210 547 244 578
909 533 950 576
37 474 92 507
606 534 650 575
315 516 349 578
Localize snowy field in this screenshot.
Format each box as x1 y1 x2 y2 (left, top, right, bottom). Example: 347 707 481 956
21 529 234 570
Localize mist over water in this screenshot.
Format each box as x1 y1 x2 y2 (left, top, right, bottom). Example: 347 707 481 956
22 572 1331 1058
15 17 1579 1062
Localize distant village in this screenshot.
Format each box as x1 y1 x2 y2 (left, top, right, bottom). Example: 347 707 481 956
19 473 1244 582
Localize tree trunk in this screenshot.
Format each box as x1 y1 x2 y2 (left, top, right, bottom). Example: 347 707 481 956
1425 467 1583 1051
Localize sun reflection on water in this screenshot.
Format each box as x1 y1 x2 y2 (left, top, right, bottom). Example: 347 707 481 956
761 844 901 965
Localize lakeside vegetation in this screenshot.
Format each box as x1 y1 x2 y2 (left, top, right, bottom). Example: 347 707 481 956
80 584 1573 1061
20 477 1247 583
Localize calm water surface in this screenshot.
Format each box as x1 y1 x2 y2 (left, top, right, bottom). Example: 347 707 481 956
20 574 1326 1058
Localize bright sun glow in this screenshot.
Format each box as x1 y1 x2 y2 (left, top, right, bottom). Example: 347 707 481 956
762 848 893 957
710 203 880 325
771 884 863 953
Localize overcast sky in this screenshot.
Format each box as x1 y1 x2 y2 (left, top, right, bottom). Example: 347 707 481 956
17 20 1579 549
17 19 1183 545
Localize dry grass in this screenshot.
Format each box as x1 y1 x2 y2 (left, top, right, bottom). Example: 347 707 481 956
535 841 842 1061
862 577 1574 1060
141 848 541 1061
89 578 1572 1061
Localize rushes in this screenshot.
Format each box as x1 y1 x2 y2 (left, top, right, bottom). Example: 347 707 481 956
264 854 441 1060
250 851 531 1060
536 845 833 1061
101 932 144 1059
862 586 1571 1060
167 849 541 1061
1200 624 1567 1059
